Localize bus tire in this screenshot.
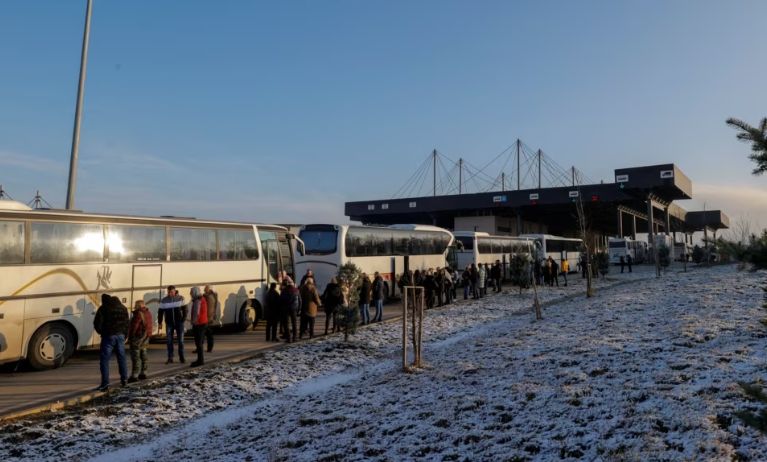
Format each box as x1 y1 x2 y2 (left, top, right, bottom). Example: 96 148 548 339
27 322 75 370
238 300 257 332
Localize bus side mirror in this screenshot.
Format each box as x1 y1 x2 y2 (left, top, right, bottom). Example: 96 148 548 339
297 241 305 256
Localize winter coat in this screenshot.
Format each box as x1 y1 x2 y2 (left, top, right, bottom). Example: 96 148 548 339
561 260 570 273
280 286 301 315
265 287 281 321
491 264 501 280
158 293 187 325
128 305 153 349
190 288 209 326
322 282 343 313
204 290 218 325
372 277 385 301
478 267 486 287
94 295 130 338
300 284 321 318
359 278 372 304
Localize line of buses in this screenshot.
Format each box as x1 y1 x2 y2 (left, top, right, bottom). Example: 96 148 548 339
0 200 583 370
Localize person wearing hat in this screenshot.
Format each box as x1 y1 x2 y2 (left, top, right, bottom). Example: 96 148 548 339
157 285 187 364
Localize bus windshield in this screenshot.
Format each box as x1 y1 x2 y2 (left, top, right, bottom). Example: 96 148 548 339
299 228 338 255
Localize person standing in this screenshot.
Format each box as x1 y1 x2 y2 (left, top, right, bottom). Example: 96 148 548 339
561 258 569 287
299 278 321 339
189 287 208 367
491 261 502 293
157 285 187 364
478 264 487 298
322 277 342 334
93 295 129 391
470 264 479 299
626 254 633 273
619 255 626 273
265 283 281 341
581 254 588 279
203 285 218 353
300 269 314 287
358 273 371 325
280 281 301 343
127 300 152 383
424 269 436 309
443 268 453 305
371 272 385 322
551 258 560 287
461 266 471 300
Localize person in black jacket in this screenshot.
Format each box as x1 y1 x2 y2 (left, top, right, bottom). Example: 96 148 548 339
358 274 371 325
491 261 502 293
322 277 343 334
157 285 187 364
371 272 385 322
94 295 129 392
280 281 301 343
264 283 281 342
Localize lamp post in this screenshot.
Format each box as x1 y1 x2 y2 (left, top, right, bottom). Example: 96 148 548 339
65 0 93 210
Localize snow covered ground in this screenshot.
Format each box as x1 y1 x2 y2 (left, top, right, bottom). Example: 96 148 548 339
2 266 766 461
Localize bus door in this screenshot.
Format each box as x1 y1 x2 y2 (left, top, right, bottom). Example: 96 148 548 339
258 231 281 285
131 264 162 337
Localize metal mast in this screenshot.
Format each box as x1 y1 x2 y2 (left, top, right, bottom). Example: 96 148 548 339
432 149 437 196
65 0 94 210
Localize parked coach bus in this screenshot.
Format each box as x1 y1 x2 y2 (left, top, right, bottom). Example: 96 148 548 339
608 237 648 264
520 234 582 272
295 224 454 295
453 232 536 279
0 200 295 370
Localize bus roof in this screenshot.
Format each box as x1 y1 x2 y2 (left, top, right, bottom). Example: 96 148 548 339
519 233 582 241
0 207 286 230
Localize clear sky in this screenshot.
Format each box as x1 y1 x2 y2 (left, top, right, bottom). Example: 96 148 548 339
1 0 765 232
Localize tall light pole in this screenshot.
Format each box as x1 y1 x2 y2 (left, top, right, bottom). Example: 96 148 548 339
65 0 94 210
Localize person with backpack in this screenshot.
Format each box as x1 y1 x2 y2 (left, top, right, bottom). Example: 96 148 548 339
189 286 208 367
322 277 343 334
127 300 153 383
371 272 385 322
94 295 129 391
280 280 301 343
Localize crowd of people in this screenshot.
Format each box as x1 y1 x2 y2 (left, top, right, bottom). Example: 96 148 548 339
93 257 595 391
93 284 219 392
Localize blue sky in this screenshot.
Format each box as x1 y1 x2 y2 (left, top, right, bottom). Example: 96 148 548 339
1 0 765 231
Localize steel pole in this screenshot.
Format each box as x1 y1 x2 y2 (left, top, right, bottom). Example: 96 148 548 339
66 0 94 210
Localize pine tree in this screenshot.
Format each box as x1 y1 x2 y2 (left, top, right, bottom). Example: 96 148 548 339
337 263 362 341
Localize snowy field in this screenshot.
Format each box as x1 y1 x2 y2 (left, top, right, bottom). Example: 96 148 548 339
2 265 766 461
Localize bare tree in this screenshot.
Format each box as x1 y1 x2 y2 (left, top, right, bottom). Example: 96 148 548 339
731 216 753 245
574 172 595 297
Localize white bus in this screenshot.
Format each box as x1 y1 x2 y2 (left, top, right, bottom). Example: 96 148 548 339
295 224 454 295
608 237 648 264
0 200 295 370
452 232 536 279
519 234 582 272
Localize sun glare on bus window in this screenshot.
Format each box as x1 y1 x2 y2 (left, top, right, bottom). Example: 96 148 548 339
74 232 104 254
107 233 125 254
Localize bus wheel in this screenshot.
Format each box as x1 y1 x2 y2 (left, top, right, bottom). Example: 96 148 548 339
238 301 257 332
28 323 75 370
